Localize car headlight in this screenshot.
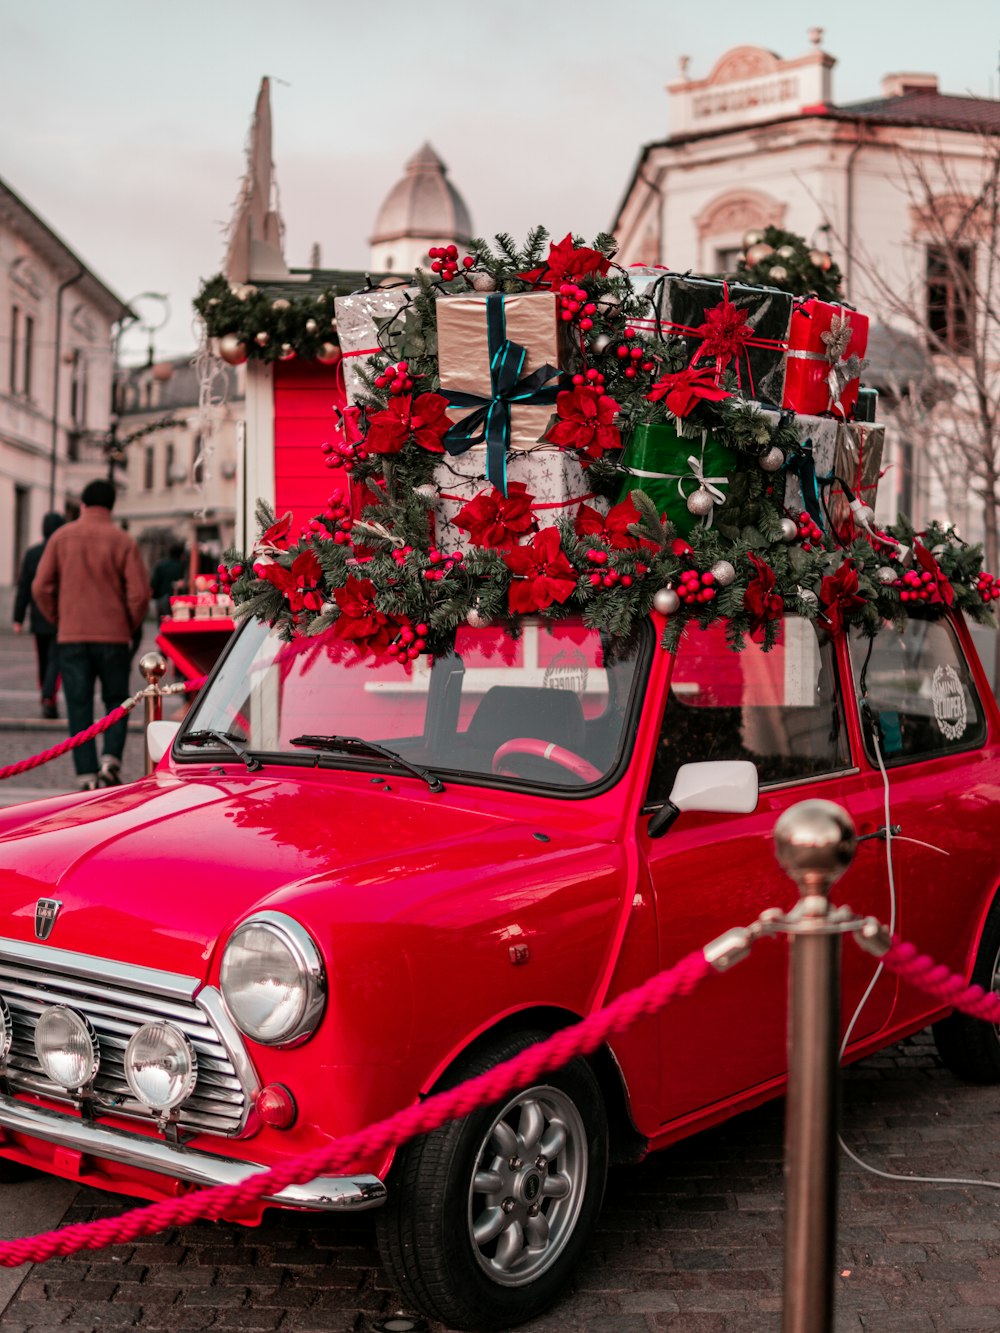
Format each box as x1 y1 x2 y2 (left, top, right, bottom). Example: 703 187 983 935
34 1006 100 1090
125 1022 198 1111
220 912 325 1045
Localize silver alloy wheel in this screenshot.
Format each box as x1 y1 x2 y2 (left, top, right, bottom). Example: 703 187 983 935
466 1082 588 1288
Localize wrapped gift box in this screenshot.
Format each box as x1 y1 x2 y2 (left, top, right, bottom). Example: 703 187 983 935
334 285 417 407
765 411 886 535
437 291 574 491
615 421 738 538
782 299 869 417
654 274 793 406
432 446 606 556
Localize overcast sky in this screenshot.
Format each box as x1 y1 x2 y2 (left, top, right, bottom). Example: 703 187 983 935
2 0 997 362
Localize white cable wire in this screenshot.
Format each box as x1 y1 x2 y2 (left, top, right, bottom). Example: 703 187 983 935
838 687 1000 1192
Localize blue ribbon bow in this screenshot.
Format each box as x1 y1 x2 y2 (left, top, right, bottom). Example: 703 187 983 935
441 293 563 494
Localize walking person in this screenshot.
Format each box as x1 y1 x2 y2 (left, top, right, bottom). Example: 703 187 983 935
32 479 151 790
12 512 65 718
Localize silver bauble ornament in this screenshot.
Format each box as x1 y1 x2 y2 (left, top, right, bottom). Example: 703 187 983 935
776 245 796 260
768 265 789 284
877 566 897 585
217 333 248 366
780 516 799 542
596 292 621 313
742 229 764 249
271 298 291 311
278 343 296 361
653 587 680 616
759 446 784 473
590 332 613 356
466 607 492 629
254 331 270 347
745 242 774 266
710 559 736 587
315 341 340 364
686 487 716 518
808 249 833 272
855 503 875 528
470 273 498 292
233 283 258 301
414 484 437 501
797 586 819 608
305 318 318 334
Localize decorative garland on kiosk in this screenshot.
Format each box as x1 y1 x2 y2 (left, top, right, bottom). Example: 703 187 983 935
215 228 998 657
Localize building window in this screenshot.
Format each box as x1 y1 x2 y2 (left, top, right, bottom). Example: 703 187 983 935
191 433 202 483
8 306 19 393
714 246 743 274
164 441 175 489
22 315 34 398
144 446 154 492
926 244 974 353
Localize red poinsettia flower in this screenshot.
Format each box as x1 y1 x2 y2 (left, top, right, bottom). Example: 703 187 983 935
744 553 784 639
254 511 294 554
365 392 453 455
914 543 955 606
544 387 622 461
258 549 326 614
517 233 612 289
694 298 754 371
504 528 578 614
332 576 404 656
574 496 651 551
454 481 537 551
646 365 733 417
819 558 866 636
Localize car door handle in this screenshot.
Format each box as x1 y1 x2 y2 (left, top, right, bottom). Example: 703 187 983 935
856 825 901 843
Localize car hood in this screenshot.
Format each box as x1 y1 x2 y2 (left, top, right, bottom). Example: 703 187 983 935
0 771 533 977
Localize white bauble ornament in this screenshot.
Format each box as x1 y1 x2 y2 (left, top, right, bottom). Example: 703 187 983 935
590 333 613 356
809 249 833 272
470 273 498 292
414 484 437 501
466 607 491 629
776 245 796 260
217 333 248 366
686 487 716 518
232 283 258 301
797 585 819 608
742 229 764 249
768 265 789 284
278 344 296 361
316 341 340 364
254 331 270 347
271 298 291 311
780 516 799 542
759 446 784 473
653 587 681 615
877 566 897 585
855 504 874 528
305 318 318 334
745 242 774 266
710 559 736 587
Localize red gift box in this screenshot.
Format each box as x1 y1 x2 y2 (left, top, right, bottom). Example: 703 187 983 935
782 300 869 418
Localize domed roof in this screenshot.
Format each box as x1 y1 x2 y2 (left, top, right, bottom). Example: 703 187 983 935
370 143 473 245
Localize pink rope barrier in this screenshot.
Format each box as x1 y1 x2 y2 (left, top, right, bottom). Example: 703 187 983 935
0 677 206 782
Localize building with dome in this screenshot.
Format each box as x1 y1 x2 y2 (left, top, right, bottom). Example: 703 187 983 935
369 143 474 274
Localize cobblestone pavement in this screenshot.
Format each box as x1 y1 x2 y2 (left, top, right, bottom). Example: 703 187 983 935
0 1032 999 1331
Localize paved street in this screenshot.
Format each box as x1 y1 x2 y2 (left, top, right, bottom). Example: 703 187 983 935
1 620 1000 1329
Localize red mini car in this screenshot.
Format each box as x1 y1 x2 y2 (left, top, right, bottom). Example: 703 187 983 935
0 607 996 1329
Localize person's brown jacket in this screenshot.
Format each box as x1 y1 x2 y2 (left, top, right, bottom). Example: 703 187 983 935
32 507 151 645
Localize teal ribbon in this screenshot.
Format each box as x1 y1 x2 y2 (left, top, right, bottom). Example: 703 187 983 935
783 436 829 531
441 293 563 494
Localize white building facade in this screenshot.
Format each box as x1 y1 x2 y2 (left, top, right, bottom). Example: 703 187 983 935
612 36 1000 545
0 176 129 592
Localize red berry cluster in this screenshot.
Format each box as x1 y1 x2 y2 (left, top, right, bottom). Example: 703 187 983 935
428 245 475 281
795 511 824 552
615 328 656 380
558 283 597 331
571 368 608 397
386 622 430 664
321 436 367 471
583 548 635 590
422 547 465 581
216 561 243 589
977 571 1000 602
317 497 355 546
677 568 717 604
896 569 938 602
374 360 414 394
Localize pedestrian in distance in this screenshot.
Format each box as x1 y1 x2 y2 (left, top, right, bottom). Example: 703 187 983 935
12 511 65 719
151 541 186 621
32 479 152 790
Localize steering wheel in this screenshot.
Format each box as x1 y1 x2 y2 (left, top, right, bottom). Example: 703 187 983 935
492 739 603 783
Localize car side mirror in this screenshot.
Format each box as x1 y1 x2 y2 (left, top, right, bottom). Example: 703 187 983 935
647 760 759 839
147 720 181 765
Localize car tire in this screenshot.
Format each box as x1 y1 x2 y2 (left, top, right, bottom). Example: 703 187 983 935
375 1028 609 1331
933 898 1000 1083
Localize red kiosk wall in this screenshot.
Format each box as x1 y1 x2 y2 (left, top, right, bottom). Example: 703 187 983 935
273 359 348 528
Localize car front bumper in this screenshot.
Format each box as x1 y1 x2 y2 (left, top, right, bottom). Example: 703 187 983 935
0 1093 386 1211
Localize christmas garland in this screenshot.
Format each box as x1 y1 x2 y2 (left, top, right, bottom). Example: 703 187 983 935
194 274 342 365
216 228 998 659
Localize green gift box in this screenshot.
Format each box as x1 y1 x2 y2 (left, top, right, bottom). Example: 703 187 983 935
616 421 738 537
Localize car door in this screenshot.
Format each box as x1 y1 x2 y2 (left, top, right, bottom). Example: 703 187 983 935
642 615 896 1126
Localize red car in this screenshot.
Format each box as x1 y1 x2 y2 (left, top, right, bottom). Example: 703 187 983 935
0 607 996 1329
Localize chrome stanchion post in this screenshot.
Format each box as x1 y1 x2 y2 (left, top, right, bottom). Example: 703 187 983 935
138 651 168 776
774 799 856 1333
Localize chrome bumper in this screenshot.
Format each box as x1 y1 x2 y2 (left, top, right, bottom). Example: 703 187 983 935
0 1094 386 1211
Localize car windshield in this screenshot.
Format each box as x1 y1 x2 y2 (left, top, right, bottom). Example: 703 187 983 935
179 616 650 791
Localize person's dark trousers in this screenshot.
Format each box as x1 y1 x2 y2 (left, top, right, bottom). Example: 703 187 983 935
34 635 59 702
59 643 132 777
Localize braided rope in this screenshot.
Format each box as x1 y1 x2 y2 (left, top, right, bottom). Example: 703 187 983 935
0 677 206 782
0 948 713 1265
881 939 1000 1023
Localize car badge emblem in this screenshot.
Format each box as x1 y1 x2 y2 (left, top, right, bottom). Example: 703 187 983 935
34 899 62 942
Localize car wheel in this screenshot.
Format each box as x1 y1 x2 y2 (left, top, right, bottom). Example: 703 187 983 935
933 898 1000 1083
376 1028 608 1331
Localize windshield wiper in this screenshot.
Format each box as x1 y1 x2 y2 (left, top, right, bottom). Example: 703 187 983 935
289 734 445 793
181 729 264 772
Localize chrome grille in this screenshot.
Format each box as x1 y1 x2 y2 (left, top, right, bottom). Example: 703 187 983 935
0 956 250 1136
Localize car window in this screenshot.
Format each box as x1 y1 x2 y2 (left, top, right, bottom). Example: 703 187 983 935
647 617 849 804
849 616 987 765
